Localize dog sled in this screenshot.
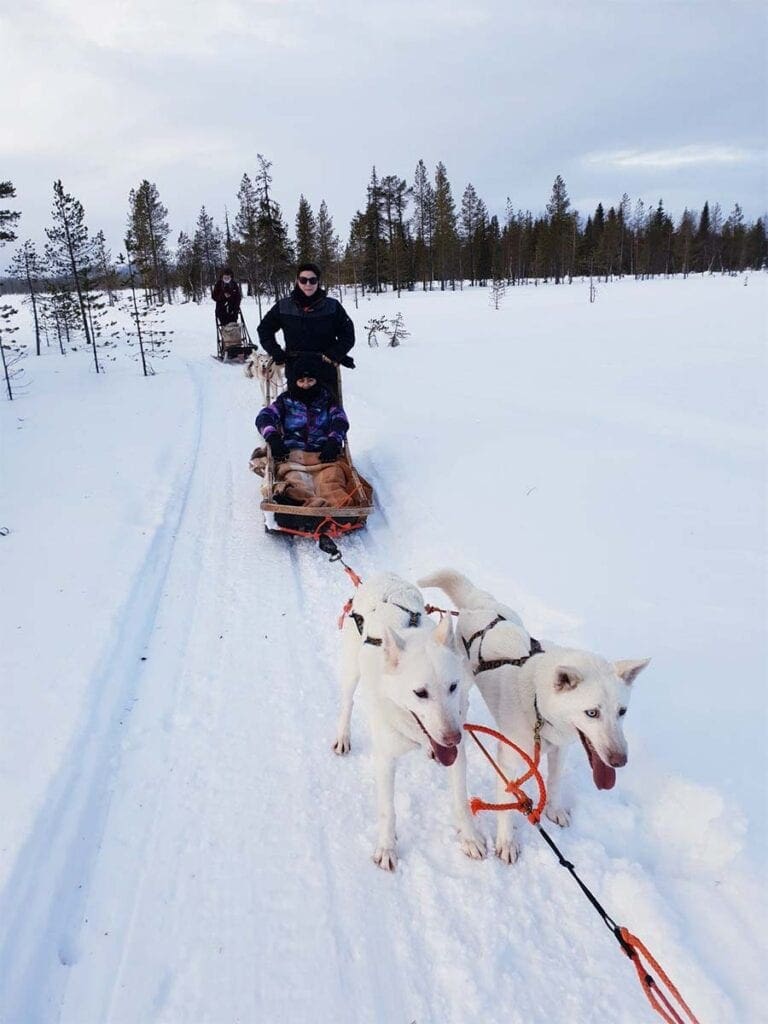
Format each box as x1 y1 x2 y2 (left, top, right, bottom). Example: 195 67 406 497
250 365 375 539
214 310 254 362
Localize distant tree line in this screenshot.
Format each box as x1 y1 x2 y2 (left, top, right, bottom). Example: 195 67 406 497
2 161 766 370
347 167 767 294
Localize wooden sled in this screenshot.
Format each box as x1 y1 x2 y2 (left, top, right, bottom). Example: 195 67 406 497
258 366 375 538
215 310 254 362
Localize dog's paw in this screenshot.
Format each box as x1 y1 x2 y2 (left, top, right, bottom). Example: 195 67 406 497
495 839 520 865
545 804 571 828
459 829 486 860
332 733 351 755
373 846 398 872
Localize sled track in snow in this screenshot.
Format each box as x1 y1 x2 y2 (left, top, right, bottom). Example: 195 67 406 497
0 367 206 1024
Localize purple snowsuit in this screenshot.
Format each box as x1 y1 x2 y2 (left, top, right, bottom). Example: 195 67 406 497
256 386 349 452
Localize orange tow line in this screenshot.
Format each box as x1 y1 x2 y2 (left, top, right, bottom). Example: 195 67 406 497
465 724 701 1024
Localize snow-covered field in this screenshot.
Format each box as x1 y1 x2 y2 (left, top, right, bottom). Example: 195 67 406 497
1 275 765 1024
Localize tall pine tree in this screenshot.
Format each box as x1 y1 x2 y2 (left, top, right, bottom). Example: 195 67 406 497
7 241 44 355
411 160 435 290
45 180 99 369
254 154 293 302
433 162 458 290
294 195 318 265
127 180 172 303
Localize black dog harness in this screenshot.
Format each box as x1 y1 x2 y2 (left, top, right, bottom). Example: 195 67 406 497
350 602 422 646
463 614 544 674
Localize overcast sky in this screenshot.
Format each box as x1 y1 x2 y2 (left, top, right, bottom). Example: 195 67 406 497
2 0 766 255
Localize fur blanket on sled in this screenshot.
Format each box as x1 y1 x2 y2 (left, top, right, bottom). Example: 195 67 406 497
249 448 355 508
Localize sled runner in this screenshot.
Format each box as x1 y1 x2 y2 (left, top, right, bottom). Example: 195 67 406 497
252 367 375 539
214 310 254 362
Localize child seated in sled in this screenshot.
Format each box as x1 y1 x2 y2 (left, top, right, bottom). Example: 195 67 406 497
255 352 348 462
254 353 354 508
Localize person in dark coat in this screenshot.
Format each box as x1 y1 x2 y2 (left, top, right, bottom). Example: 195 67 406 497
256 262 355 394
255 353 348 463
212 268 242 325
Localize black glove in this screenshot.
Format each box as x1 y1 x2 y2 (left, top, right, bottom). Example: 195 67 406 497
271 349 286 365
319 438 341 463
338 354 355 369
267 434 289 461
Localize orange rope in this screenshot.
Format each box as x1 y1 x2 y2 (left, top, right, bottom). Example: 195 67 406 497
463 722 547 825
465 721 702 1024
271 516 365 541
619 928 701 1024
338 598 353 630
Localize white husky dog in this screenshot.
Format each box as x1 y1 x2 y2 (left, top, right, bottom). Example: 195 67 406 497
243 352 285 401
418 569 649 864
332 572 486 871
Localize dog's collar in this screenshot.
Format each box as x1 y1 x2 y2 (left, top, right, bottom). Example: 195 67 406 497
533 694 554 741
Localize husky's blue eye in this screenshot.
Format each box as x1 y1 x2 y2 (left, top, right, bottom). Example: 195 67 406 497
584 708 600 719
449 683 458 693
414 688 429 699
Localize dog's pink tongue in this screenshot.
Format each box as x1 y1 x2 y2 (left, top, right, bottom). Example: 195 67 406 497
431 738 459 767
592 756 616 790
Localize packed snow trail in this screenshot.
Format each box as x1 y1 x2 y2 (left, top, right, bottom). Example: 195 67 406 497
1 279 766 1023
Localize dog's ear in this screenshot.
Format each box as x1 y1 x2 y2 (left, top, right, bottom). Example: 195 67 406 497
554 665 583 691
614 658 651 685
382 627 406 671
431 613 457 651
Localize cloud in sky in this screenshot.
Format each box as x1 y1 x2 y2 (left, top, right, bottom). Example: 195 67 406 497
3 0 766 251
586 146 762 171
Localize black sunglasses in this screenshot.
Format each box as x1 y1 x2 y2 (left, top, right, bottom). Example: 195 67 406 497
298 275 318 285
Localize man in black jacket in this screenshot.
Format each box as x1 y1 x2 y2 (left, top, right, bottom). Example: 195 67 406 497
256 262 355 394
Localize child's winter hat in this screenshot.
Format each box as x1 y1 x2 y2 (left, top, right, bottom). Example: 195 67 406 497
293 352 323 380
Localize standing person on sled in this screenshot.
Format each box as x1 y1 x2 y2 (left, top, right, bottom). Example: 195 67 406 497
255 353 349 463
212 268 242 326
256 262 355 396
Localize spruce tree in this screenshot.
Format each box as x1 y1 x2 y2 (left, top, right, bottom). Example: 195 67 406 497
618 193 631 275
254 154 293 301
119 249 173 375
674 209 697 276
92 230 118 305
744 216 767 269
0 301 24 400
193 206 224 295
722 203 746 271
7 241 44 355
45 180 99 369
295 195 318 265
316 200 340 288
127 180 172 303
545 174 572 284
0 181 20 245
0 182 23 397
433 162 458 290
235 173 261 306
380 175 411 295
174 231 200 301
695 201 711 271
411 159 435 290
344 212 367 306
363 167 385 292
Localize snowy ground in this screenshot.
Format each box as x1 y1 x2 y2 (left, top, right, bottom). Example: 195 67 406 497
0 275 766 1023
